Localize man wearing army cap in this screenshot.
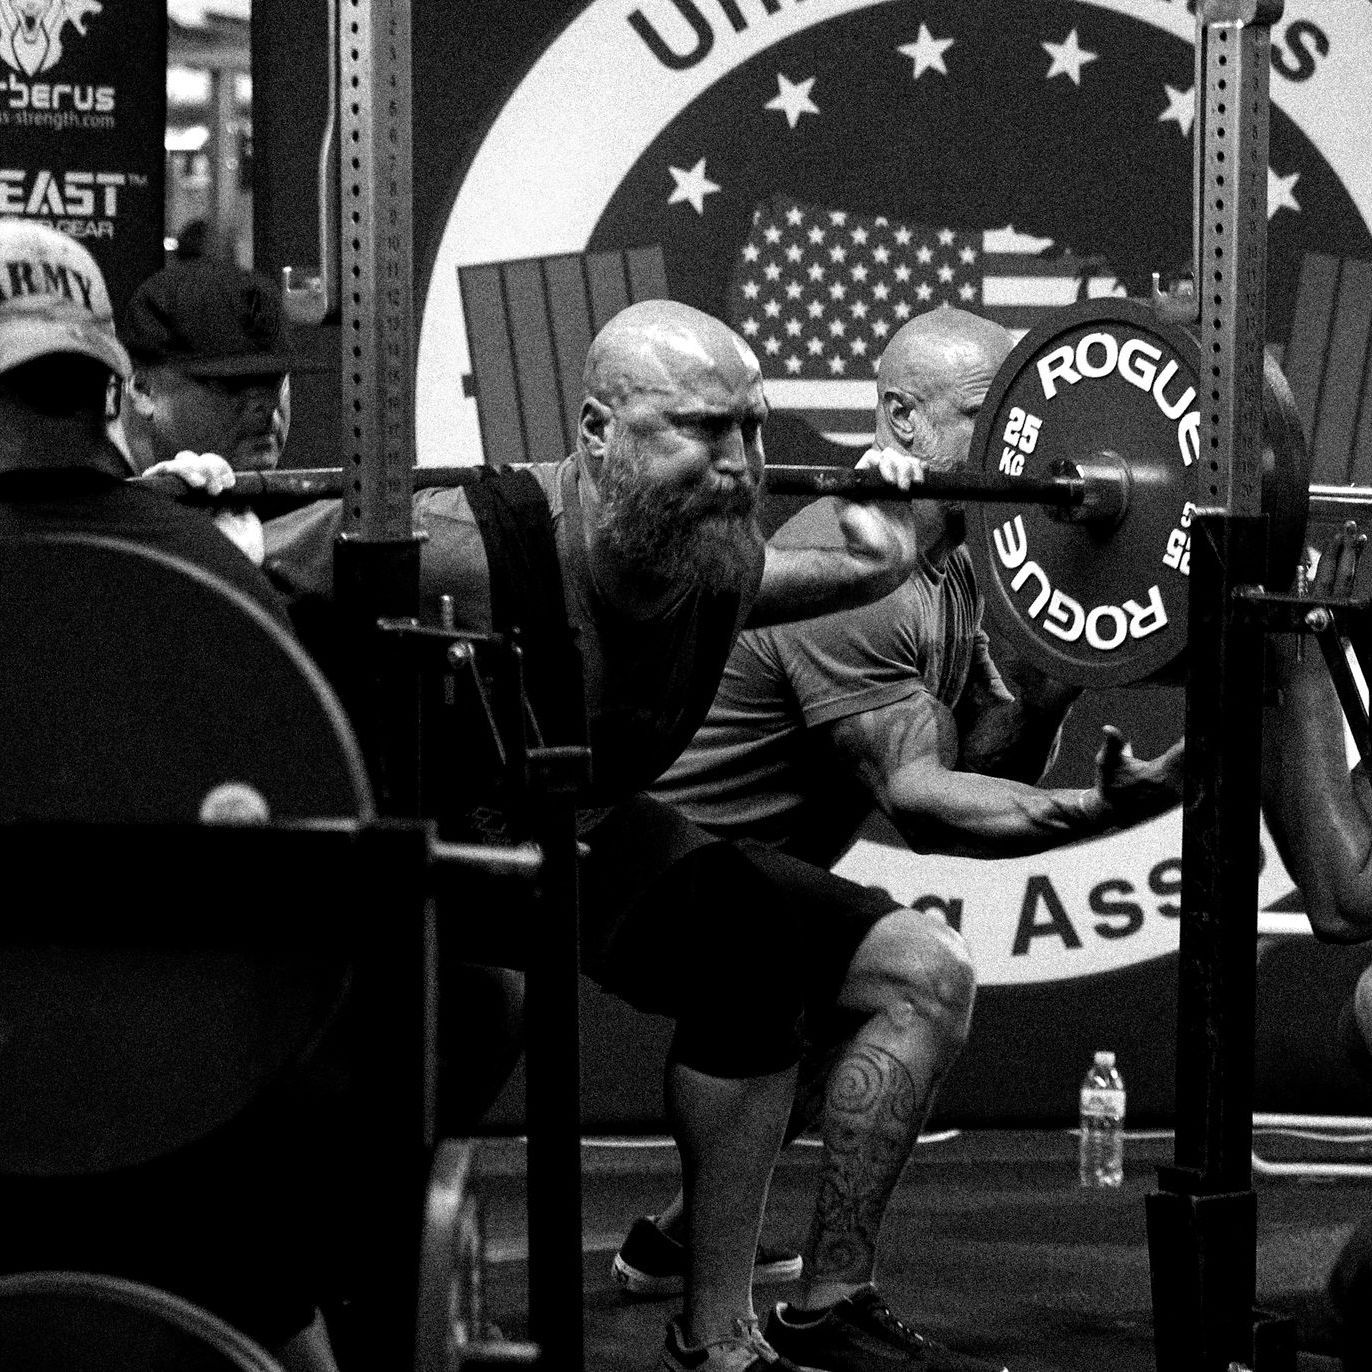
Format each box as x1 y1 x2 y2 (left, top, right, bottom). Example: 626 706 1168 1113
0 217 288 620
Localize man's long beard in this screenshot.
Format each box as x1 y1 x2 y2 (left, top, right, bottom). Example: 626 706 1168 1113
597 439 763 594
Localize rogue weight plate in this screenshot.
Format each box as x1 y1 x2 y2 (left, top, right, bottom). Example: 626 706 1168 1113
967 298 1309 687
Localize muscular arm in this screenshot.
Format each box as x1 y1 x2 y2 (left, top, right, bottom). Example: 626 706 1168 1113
828 692 1108 858
1260 522 1372 942
748 492 921 630
1263 646 1372 941
830 688 1181 858
751 543 909 628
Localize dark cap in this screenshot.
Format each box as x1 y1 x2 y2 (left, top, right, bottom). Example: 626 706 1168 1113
122 260 295 378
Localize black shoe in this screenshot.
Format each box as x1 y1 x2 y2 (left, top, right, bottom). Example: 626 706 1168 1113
763 1285 1008 1371
615 1215 804 1297
658 1314 818 1370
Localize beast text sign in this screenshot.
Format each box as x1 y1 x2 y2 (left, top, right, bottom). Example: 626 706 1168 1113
0 0 166 310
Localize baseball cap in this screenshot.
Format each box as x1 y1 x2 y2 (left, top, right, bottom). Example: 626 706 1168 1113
0 217 131 380
122 258 296 378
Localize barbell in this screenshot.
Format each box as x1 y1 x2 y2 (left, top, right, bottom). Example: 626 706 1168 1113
140 453 1109 509
140 299 1352 688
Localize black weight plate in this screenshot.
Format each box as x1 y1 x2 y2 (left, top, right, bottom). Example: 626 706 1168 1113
968 298 1202 688
0 534 371 1175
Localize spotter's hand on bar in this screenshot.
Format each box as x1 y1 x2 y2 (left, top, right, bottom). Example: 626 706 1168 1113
854 444 929 494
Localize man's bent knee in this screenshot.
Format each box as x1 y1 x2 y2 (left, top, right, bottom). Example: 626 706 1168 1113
840 908 976 1046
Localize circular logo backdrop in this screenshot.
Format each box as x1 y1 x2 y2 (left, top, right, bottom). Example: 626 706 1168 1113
417 0 1372 984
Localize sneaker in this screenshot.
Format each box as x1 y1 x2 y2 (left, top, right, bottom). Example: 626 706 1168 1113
616 1215 804 1296
763 1285 1008 1371
658 1314 819 1371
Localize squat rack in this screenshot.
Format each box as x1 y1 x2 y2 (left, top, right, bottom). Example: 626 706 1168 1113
307 0 585 1366
1147 2 1303 1370
317 0 1306 1368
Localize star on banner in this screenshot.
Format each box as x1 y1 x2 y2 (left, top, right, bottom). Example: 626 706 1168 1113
1269 167 1300 218
898 23 954 80
1043 29 1097 85
1159 84 1195 138
667 158 721 215
765 73 820 129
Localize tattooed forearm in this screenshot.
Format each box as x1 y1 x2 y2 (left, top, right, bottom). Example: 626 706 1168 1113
808 1043 919 1285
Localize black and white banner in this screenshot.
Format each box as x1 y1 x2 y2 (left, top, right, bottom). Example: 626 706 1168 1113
415 0 1372 993
0 0 167 309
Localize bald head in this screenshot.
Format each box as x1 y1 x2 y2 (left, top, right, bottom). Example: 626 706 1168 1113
878 307 1012 403
582 299 761 411
874 307 1013 461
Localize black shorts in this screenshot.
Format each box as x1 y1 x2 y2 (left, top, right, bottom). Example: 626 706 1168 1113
579 795 900 1047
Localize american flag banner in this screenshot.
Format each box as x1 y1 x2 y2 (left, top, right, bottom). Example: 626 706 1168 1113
727 196 1125 446
432 2 1370 473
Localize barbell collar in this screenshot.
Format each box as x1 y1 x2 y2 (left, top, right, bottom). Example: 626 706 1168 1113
1043 452 1131 528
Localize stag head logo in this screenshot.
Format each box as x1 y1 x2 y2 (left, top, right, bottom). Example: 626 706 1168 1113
0 0 104 78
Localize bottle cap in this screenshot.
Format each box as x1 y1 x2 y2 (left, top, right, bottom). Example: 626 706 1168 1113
1094 1050 1116 1068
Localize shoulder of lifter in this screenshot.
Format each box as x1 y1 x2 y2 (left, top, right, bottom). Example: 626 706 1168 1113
412 461 567 525
768 495 846 551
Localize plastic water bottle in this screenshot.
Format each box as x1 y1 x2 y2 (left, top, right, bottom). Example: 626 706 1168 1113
1079 1050 1125 1188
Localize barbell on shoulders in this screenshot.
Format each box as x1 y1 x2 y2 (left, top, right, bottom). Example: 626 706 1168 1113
135 452 1121 512
136 299 1365 688
134 452 1368 530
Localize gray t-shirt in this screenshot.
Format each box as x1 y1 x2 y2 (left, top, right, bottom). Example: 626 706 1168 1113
654 497 991 864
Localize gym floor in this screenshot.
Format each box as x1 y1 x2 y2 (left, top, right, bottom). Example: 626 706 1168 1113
474 1129 1369 1371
